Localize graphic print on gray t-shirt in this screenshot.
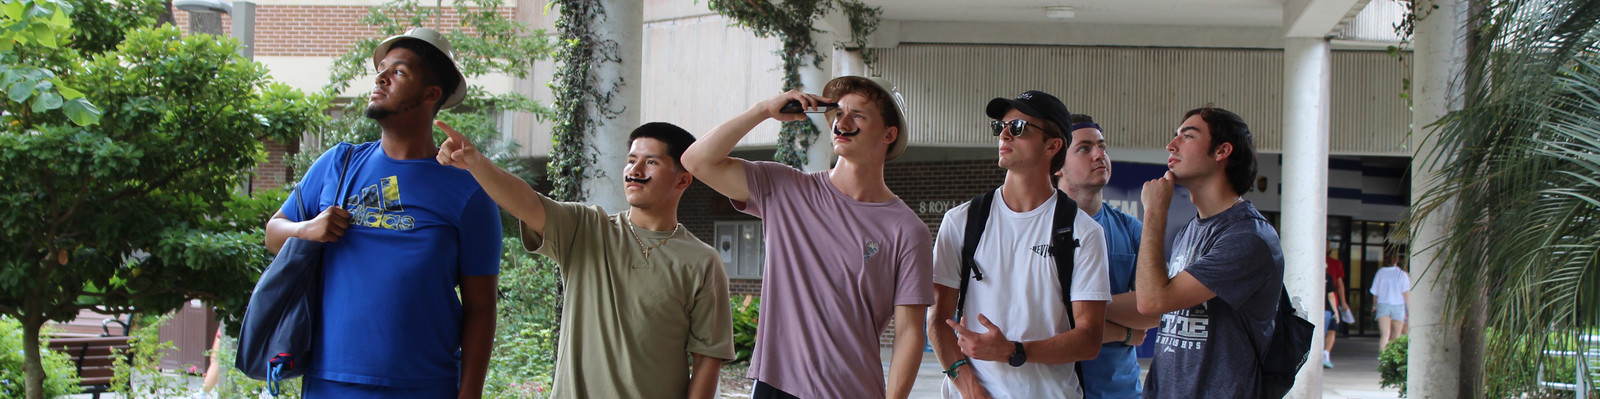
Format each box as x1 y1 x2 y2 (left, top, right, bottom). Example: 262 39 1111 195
1145 201 1283 399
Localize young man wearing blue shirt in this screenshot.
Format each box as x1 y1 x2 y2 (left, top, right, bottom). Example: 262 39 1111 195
265 28 502 398
1057 114 1160 399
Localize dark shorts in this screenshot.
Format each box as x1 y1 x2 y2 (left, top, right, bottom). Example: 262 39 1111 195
303 377 456 399
1325 310 1339 329
752 380 802 399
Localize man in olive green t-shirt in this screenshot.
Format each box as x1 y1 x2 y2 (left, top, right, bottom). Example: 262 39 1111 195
437 121 735 398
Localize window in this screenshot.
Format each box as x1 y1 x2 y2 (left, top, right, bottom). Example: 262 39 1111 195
715 221 764 279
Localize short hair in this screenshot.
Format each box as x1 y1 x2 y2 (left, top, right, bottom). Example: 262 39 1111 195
628 122 697 170
823 76 904 138
1183 106 1257 196
1038 118 1066 174
1069 114 1097 128
388 39 461 113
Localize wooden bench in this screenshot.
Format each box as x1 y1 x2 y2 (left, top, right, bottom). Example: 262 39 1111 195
46 336 132 399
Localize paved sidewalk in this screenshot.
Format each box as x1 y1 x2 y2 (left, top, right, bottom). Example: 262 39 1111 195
886 335 1400 398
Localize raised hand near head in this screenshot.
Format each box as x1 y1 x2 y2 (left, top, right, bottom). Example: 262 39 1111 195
435 120 486 171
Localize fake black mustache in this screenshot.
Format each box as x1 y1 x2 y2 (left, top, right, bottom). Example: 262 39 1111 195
625 176 652 184
833 127 860 137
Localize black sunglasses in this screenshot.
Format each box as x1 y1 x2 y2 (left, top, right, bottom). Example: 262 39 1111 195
990 119 1039 137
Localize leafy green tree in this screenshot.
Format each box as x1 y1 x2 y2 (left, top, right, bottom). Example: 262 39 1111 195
1402 0 1600 395
296 0 555 191
0 2 325 397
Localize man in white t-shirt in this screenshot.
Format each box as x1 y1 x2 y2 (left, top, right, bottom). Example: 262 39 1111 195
929 90 1111 399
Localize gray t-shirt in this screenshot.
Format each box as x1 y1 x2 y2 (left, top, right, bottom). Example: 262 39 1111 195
1144 201 1283 399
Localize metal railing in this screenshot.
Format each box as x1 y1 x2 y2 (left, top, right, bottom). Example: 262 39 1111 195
1538 334 1600 398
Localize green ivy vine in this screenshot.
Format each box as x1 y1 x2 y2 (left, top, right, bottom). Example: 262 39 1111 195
547 0 621 201
707 0 882 168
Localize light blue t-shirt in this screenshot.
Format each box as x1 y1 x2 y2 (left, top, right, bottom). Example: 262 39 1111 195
1080 203 1144 399
280 142 503 388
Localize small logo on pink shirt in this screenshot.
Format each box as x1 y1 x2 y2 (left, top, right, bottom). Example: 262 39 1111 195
864 241 881 261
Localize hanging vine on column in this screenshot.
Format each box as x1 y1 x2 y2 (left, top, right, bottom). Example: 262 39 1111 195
548 0 622 201
708 0 881 168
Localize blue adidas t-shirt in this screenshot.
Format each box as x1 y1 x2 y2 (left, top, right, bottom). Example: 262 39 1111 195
280 142 503 388
1081 203 1144 399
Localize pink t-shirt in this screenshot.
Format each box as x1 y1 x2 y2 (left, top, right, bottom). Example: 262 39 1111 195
735 160 934 399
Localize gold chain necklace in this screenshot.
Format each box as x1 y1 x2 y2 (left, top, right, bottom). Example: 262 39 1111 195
626 212 679 260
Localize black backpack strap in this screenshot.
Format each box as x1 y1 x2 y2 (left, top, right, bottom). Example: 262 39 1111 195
334 143 354 207
954 189 996 324
1050 190 1080 323
1049 190 1084 383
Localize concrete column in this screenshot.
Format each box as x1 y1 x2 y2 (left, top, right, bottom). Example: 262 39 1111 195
833 47 866 77
580 0 641 212
795 34 833 172
231 1 255 59
1407 0 1467 396
1281 36 1331 398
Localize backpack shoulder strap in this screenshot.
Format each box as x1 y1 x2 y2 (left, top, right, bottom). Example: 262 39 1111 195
954 189 996 324
1050 190 1081 326
1050 190 1085 383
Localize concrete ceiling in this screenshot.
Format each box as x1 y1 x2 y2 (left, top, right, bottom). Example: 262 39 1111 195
872 0 1287 27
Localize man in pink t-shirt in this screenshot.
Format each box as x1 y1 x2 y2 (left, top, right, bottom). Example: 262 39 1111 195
683 76 933 399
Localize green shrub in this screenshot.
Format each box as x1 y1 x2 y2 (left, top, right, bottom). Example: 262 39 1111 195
730 295 760 365
0 316 81 398
1379 335 1408 397
110 314 204 398
213 333 301 399
483 236 562 398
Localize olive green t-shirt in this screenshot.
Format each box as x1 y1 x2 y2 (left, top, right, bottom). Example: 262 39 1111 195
523 194 735 399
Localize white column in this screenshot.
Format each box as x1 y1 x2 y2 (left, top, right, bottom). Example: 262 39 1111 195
833 47 866 77
230 1 255 59
581 0 641 212
1407 0 1467 396
790 29 834 172
1281 36 1331 399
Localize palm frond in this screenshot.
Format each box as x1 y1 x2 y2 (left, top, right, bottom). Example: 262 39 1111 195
1401 0 1600 394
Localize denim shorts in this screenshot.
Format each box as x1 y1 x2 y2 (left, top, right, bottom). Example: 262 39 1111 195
1325 310 1339 328
1376 303 1407 322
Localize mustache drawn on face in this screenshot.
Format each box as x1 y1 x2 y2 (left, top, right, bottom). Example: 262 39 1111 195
625 176 652 184
833 127 860 137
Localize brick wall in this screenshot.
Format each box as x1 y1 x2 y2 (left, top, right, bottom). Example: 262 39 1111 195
679 159 1006 346
251 139 298 194
172 5 514 57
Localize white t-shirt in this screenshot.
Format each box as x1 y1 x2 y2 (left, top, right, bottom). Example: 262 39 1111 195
1369 266 1411 305
933 188 1112 399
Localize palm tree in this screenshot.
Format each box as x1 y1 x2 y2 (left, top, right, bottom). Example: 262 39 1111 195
1403 0 1600 395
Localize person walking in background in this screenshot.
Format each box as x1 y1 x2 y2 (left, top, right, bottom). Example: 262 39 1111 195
1370 252 1411 350
1322 248 1353 368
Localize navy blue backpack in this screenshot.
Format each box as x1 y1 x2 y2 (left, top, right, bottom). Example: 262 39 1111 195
236 144 352 395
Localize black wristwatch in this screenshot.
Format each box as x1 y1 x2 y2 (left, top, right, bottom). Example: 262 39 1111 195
1007 341 1026 367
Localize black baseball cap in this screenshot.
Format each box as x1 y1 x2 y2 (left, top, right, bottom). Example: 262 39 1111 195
985 90 1072 138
